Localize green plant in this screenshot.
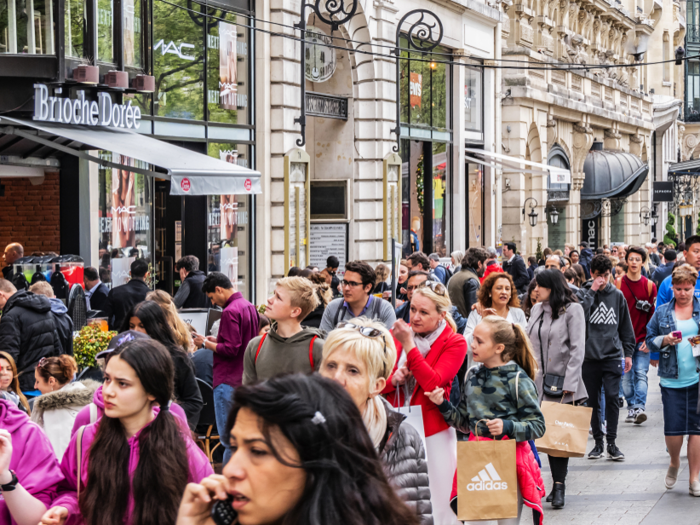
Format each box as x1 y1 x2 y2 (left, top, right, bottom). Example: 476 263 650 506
257 304 267 315
73 325 117 370
664 213 677 247
535 238 543 262
696 212 700 236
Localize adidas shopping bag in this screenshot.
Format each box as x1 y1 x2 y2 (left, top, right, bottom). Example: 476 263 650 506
457 427 518 521
535 400 592 458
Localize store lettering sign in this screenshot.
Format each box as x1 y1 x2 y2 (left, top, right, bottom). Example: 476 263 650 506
100 210 150 234
33 84 142 129
154 39 195 61
410 73 422 108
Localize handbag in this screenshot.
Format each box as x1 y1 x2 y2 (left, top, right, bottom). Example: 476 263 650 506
537 311 565 397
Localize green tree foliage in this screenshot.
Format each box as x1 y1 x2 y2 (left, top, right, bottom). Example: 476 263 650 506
664 213 677 247
535 238 543 262
696 212 700 236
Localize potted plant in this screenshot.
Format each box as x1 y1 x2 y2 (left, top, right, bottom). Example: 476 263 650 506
73 324 117 381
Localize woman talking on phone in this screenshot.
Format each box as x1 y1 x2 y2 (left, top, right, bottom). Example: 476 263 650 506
39 339 213 525
176 374 419 525
646 264 700 496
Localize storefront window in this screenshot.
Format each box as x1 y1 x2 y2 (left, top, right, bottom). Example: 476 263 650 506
123 0 141 67
65 0 85 57
464 67 482 132
207 12 250 125
432 142 448 256
611 205 625 243
153 0 205 120
466 162 484 247
97 151 154 288
97 0 113 62
0 0 55 54
206 143 251 298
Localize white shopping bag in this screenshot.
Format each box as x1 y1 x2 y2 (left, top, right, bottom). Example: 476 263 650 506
396 404 429 463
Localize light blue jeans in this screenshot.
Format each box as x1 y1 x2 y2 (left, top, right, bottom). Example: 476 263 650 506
622 342 651 410
214 383 235 466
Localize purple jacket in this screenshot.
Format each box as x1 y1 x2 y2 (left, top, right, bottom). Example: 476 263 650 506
214 292 259 388
53 407 214 524
70 386 189 437
0 399 64 525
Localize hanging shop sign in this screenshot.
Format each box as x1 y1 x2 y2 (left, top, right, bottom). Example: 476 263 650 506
581 216 599 249
305 92 348 120
33 84 142 129
409 72 422 108
304 27 336 83
653 181 674 202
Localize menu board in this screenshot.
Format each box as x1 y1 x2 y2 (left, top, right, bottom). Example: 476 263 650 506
309 223 347 274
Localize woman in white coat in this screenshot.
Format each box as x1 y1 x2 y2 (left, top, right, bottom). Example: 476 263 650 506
464 272 527 370
30 356 99 461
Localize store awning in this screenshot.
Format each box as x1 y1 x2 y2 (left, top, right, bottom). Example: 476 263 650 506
465 147 571 184
581 149 648 200
0 117 261 196
668 159 700 176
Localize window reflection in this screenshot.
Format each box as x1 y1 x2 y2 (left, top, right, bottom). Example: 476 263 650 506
65 0 85 57
123 0 141 67
0 0 55 54
97 0 113 62
432 142 447 256
464 67 482 132
467 163 484 248
153 0 204 120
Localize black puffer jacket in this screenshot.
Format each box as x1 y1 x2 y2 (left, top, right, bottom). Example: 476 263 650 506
379 398 433 525
0 291 62 391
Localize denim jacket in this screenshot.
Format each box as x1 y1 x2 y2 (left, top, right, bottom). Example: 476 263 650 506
645 297 700 379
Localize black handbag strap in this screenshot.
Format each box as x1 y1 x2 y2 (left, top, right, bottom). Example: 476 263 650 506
536 310 547 376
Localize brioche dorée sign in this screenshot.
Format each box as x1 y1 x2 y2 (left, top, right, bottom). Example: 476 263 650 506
33 84 142 130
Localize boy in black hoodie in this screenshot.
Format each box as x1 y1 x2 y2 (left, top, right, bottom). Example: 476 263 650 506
577 255 635 461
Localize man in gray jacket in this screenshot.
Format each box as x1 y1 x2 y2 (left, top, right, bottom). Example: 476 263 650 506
577 255 635 462
319 260 396 332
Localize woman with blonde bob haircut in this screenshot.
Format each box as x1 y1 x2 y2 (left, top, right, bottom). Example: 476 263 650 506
384 282 467 525
320 317 432 524
146 290 194 352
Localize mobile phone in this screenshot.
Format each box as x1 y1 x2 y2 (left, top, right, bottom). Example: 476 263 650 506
672 331 682 339
211 496 237 525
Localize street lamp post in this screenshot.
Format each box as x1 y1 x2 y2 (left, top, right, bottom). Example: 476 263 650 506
523 197 538 227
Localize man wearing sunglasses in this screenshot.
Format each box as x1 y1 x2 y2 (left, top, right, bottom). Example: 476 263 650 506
319 261 397 332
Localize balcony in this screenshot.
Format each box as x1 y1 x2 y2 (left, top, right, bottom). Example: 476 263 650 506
684 103 700 122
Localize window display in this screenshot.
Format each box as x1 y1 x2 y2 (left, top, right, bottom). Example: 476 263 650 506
0 0 55 55
98 151 154 288
464 67 482 132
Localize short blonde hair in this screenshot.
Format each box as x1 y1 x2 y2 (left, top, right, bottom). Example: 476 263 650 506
322 317 397 382
0 279 17 295
672 263 699 286
412 284 457 333
29 281 54 298
276 276 320 320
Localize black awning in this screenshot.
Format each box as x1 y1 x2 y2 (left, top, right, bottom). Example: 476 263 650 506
668 159 700 176
581 150 648 200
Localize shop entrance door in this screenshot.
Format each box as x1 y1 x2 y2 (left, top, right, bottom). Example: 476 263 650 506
401 139 449 257
154 181 181 296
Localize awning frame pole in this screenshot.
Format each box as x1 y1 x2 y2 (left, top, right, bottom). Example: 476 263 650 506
2 126 164 178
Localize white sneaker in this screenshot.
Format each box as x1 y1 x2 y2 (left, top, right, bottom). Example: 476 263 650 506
634 409 647 425
625 409 636 423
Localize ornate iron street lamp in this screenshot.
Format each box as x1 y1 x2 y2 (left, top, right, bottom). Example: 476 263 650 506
391 10 444 153
294 0 359 147
523 197 538 227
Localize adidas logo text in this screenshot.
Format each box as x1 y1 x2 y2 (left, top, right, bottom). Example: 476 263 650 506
589 302 617 325
466 463 509 491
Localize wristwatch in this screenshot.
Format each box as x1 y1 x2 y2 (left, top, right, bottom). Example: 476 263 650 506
0 470 18 492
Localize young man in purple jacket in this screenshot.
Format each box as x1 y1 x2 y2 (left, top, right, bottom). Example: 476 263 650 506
193 272 259 465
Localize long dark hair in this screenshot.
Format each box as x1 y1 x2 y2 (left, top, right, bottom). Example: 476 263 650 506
80 339 189 525
121 301 188 360
227 374 420 525
521 279 538 318
535 269 578 320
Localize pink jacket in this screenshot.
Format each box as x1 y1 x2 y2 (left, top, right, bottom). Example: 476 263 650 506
70 386 189 437
53 407 213 524
450 435 544 525
0 399 64 525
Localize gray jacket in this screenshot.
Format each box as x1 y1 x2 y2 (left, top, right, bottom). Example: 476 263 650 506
527 301 588 404
319 296 397 333
379 398 433 525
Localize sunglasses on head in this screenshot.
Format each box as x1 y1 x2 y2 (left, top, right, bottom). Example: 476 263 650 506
337 322 388 376
419 280 447 296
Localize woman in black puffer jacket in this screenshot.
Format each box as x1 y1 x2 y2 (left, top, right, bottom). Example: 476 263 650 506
319 317 433 524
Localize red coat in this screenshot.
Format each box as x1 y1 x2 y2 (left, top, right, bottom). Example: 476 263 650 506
480 262 504 284
450 435 544 525
383 324 467 437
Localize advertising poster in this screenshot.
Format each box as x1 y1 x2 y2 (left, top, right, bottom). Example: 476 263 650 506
219 21 238 110
409 72 422 108
220 195 237 242
111 257 135 287
111 158 136 249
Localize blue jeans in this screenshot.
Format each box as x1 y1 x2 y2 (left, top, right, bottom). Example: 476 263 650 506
214 383 235 466
622 342 651 410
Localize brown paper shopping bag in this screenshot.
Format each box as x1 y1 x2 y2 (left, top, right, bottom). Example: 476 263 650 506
535 400 593 458
457 429 518 521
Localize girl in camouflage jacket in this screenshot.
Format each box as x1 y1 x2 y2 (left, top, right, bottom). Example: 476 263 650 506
426 316 546 524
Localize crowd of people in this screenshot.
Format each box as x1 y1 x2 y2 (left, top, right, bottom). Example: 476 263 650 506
0 236 699 525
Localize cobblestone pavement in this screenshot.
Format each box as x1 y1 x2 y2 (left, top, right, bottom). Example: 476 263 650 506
520 375 700 525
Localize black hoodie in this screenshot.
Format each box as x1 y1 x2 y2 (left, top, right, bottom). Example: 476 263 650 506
0 291 62 391
576 281 636 361
173 270 210 309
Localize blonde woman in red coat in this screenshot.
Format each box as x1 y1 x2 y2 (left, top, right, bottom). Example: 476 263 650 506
384 281 467 525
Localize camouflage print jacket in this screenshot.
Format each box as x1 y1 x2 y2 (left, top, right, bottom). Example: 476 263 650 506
438 362 545 442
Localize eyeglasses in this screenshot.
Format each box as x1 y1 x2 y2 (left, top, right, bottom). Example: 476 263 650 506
341 280 363 288
419 280 447 296
337 322 388 375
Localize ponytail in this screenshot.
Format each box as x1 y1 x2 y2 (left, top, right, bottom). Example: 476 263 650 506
480 316 539 380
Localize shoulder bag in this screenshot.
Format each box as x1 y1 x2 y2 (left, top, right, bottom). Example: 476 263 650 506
537 311 565 397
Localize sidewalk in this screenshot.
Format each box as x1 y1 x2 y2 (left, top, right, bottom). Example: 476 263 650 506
523 375 700 524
